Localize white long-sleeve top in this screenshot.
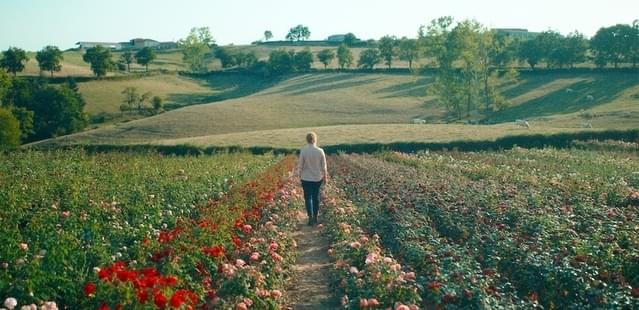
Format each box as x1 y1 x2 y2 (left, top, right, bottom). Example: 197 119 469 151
297 144 328 182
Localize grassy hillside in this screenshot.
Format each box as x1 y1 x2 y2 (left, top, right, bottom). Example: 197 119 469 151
32 70 639 148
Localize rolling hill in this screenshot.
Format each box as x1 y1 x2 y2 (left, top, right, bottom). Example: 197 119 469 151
33 70 639 148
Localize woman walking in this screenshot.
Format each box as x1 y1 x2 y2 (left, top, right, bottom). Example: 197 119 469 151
297 132 328 225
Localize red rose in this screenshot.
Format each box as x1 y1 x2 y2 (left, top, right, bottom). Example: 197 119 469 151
84 282 96 296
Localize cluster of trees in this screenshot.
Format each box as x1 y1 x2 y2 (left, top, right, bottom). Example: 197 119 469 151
83 46 157 77
0 46 64 77
419 17 519 119
119 87 163 115
0 70 88 148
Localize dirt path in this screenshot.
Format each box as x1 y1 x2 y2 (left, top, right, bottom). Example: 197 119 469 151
286 211 338 309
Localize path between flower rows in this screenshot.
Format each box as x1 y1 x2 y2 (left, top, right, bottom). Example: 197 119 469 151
286 208 338 309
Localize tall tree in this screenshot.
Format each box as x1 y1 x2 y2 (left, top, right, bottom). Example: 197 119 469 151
215 47 236 68
519 39 542 69
316 49 335 69
536 30 564 68
0 107 20 149
378 35 398 69
36 46 63 77
286 25 311 42
135 47 156 72
293 49 314 71
336 44 353 69
120 51 134 72
82 46 114 77
561 31 588 68
343 33 358 46
0 47 29 76
178 27 214 72
267 49 294 74
590 24 630 68
398 37 420 69
358 48 381 69
264 30 273 41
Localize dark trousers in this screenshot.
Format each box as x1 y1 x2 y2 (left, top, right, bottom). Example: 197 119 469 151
301 180 322 219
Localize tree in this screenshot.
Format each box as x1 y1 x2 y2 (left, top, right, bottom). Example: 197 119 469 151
267 49 294 74
0 107 20 149
536 30 563 68
316 49 335 69
0 47 29 76
215 47 236 68
120 51 134 72
398 37 420 69
561 31 588 68
293 49 314 71
378 35 398 69
337 44 353 69
135 47 156 72
152 96 163 112
590 24 632 68
0 69 11 105
178 27 214 72
343 33 358 46
36 46 63 77
264 30 273 41
358 48 381 69
82 46 114 77
122 87 140 111
519 39 543 69
286 25 311 42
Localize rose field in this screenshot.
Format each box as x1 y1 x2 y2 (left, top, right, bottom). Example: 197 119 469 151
326 147 639 309
1 146 639 309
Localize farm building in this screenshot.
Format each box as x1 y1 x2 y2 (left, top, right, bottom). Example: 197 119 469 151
76 38 177 50
493 28 540 40
327 34 347 42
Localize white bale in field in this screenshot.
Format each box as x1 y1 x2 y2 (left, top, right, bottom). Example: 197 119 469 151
412 118 426 124
515 119 530 128
586 95 595 101
565 88 575 93
581 122 593 128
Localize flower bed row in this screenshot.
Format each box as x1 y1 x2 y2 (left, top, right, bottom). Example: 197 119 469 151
81 155 300 309
330 149 639 309
321 183 421 309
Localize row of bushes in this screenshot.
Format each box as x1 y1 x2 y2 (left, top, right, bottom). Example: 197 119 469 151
27 128 639 156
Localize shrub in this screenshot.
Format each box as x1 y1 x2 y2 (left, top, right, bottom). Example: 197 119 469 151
0 107 20 149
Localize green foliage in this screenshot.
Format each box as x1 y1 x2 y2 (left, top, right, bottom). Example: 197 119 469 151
152 96 163 111
121 87 151 111
267 49 294 74
214 47 236 68
0 107 20 149
337 44 354 69
358 48 381 69
119 51 134 72
343 33 358 46
591 24 638 68
178 27 214 73
292 48 313 71
398 37 419 69
0 47 29 76
0 69 11 102
82 46 115 77
285 24 310 41
378 35 398 69
519 39 543 69
316 49 335 68
35 46 63 77
135 47 156 72
264 30 273 41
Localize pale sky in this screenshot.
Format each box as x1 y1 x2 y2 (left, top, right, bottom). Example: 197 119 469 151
1 0 637 51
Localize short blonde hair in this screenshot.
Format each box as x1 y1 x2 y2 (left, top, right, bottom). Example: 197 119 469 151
306 132 317 144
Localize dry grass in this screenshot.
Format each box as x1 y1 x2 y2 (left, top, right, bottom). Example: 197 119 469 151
155 123 589 149
79 74 213 114
35 71 639 148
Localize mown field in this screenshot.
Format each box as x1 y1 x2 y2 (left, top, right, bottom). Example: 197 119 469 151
326 146 639 308
0 150 303 309
33 70 639 149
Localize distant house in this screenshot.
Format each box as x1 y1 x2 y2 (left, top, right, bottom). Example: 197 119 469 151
493 28 540 41
76 38 177 50
76 41 122 50
327 34 347 42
